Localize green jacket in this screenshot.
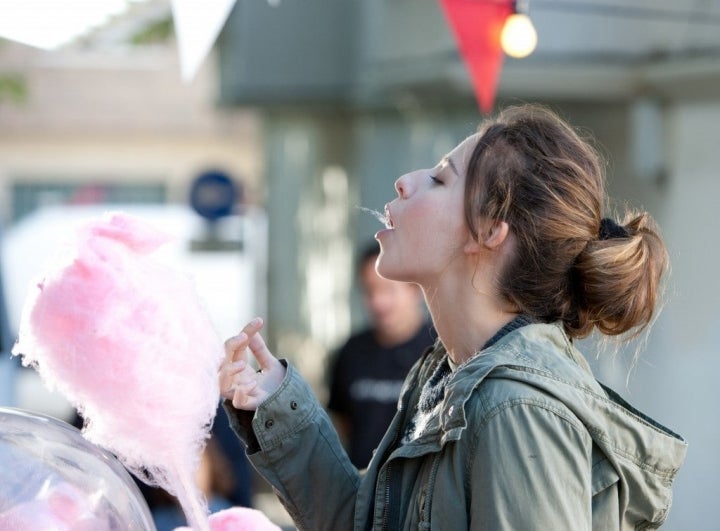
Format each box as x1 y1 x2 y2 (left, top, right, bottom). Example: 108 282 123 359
225 322 687 530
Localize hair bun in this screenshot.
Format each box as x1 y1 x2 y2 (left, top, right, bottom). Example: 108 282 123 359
574 212 668 337
599 217 628 240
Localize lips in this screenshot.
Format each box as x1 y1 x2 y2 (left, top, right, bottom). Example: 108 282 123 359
384 204 394 229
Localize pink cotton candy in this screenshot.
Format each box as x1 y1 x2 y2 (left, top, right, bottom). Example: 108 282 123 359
0 500 71 531
174 507 282 531
46 482 86 523
0 482 105 531
13 212 226 531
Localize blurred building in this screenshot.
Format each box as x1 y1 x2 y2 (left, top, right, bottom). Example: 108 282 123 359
0 11 263 224
215 1 720 528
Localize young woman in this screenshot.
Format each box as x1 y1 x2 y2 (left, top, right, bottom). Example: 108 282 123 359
218 105 687 530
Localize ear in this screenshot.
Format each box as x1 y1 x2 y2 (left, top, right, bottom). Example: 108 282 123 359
463 236 481 255
483 220 510 250
464 220 511 255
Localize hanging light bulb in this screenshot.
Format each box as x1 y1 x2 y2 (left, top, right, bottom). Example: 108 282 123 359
501 1 537 59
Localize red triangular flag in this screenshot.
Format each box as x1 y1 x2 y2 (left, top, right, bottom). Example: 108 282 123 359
439 0 512 114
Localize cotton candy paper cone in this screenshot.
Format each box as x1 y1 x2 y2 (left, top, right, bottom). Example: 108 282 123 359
13 212 225 531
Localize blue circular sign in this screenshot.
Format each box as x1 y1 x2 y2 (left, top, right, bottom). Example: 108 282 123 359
189 170 241 221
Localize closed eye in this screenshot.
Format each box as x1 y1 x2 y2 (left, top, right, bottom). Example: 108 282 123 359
430 175 443 185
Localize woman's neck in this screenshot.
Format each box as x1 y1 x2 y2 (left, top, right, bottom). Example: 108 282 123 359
423 281 518 365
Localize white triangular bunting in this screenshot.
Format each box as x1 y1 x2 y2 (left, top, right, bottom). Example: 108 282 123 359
171 0 237 82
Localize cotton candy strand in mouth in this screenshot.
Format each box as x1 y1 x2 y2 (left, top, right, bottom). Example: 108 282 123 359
357 205 391 228
13 212 225 531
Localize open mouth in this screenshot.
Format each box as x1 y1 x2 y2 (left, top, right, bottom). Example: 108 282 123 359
383 204 394 229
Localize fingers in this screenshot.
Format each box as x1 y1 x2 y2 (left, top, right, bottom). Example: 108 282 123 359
223 317 264 363
246 329 277 371
231 377 258 408
218 359 247 400
220 317 286 410
219 357 258 403
224 333 248 364
241 316 264 336
228 362 265 410
232 379 259 410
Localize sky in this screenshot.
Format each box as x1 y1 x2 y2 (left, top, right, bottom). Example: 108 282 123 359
0 0 146 50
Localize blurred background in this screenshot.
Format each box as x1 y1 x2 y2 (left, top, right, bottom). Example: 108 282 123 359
1 0 718 528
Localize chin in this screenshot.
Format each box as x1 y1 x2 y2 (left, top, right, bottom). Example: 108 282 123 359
377 266 410 284
375 262 397 281
376 246 412 282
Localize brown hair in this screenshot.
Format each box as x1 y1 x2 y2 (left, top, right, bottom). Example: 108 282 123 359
465 105 668 339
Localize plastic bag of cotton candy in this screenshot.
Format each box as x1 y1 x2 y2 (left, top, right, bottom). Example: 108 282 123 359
11 212 263 531
0 407 156 530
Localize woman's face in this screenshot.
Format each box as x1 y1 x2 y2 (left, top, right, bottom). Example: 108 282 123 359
375 134 480 285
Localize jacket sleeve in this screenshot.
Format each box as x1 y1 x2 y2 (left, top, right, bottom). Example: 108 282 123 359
224 362 361 531
468 397 593 530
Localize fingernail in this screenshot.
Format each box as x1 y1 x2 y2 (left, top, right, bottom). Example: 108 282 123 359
250 317 262 326
233 360 246 369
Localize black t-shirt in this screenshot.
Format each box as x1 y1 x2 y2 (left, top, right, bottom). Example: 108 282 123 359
327 323 435 468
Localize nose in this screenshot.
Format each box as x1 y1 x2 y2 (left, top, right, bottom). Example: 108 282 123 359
395 173 410 198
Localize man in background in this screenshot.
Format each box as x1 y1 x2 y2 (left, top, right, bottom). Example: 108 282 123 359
327 241 435 469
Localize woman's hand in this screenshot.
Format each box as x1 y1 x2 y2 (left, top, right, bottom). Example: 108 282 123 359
219 317 286 410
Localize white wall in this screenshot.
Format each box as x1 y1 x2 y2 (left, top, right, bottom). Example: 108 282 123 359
584 101 720 529
641 102 720 529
